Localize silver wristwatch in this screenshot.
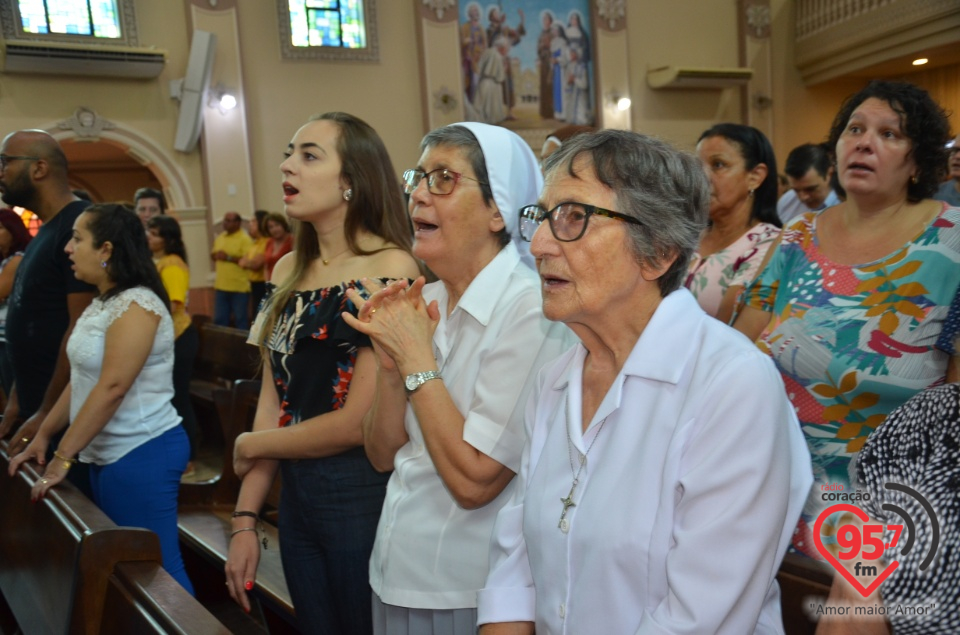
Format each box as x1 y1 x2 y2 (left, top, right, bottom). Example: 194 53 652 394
404 370 442 394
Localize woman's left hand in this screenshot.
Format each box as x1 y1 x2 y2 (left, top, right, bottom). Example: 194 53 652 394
343 277 440 374
233 432 256 479
30 462 68 501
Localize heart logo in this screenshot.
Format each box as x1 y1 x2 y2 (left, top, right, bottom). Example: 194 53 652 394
813 503 899 597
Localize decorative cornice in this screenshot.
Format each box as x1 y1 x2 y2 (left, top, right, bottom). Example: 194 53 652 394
57 108 116 141
420 0 458 23
795 0 960 82
797 0 958 52
593 0 626 32
744 0 771 40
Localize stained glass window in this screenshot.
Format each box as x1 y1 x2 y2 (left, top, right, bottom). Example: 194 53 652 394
288 0 366 49
17 0 121 39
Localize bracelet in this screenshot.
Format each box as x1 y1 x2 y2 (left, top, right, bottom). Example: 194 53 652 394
53 450 75 471
230 513 269 550
53 450 75 464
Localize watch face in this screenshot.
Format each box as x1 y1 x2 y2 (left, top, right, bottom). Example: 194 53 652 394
405 374 420 392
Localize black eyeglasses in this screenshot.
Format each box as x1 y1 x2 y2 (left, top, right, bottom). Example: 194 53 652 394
0 155 40 170
402 168 487 196
518 202 644 242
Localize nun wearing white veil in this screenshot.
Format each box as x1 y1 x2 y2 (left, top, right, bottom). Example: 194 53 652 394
344 122 573 635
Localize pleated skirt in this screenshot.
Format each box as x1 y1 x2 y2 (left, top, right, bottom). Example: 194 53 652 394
372 593 478 635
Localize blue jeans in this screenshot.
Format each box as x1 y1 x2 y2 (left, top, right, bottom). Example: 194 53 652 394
279 449 389 635
88 425 194 595
214 290 250 329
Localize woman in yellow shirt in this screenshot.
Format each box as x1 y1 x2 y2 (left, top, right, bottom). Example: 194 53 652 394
240 215 269 316
147 215 199 474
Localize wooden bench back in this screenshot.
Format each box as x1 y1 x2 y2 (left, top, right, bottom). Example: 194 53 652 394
194 323 260 385
0 443 228 635
102 561 231 635
778 553 833 634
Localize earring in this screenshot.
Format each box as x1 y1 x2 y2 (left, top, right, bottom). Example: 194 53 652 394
748 189 755 197
910 174 918 185
343 188 353 201
100 260 108 269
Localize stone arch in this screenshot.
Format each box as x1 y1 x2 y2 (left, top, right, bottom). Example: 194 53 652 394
43 116 197 211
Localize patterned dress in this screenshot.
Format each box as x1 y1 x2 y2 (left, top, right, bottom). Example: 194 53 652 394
251 281 374 425
248 280 390 634
744 205 960 556
685 222 780 321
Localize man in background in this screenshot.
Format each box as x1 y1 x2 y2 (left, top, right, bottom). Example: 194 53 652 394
777 143 841 225
134 187 167 227
0 130 95 496
211 211 252 329
933 134 960 207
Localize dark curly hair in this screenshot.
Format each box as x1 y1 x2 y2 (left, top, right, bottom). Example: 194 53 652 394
827 80 951 202
83 204 170 309
698 123 781 228
147 215 188 264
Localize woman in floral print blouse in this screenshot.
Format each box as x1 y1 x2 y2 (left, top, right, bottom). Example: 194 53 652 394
686 124 782 324
734 80 960 558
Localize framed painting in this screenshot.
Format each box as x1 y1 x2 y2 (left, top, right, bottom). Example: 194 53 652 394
458 0 597 130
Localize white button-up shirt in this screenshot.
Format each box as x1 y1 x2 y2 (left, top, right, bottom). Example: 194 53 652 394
369 243 574 609
479 289 813 634
777 188 840 225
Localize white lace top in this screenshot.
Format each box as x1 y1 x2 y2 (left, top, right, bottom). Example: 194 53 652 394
66 286 180 465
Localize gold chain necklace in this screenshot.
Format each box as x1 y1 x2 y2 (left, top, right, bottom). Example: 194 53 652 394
320 246 351 266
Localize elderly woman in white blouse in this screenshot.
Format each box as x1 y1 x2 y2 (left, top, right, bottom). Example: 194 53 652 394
477 130 812 634
344 122 572 635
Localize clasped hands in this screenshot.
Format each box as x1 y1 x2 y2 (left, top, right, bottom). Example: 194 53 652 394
342 276 440 375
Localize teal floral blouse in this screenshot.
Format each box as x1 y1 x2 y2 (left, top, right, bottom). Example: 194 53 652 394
744 204 960 557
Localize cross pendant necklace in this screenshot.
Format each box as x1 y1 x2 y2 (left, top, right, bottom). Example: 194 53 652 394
559 401 607 529
558 479 579 527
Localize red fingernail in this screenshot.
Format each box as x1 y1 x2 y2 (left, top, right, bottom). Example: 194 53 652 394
244 606 250 614
244 580 253 591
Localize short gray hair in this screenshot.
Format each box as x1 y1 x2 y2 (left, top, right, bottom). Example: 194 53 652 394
543 129 708 296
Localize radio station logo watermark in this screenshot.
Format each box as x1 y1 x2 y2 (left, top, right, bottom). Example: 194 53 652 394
813 481 940 602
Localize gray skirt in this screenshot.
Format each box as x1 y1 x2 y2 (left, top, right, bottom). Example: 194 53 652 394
372 593 478 635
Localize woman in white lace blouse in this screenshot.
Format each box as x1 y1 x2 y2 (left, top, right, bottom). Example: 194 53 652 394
9 204 193 594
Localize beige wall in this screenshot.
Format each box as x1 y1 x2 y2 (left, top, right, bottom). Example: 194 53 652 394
0 1 204 208
236 0 425 214
626 0 743 151
768 0 868 162
2 0 956 268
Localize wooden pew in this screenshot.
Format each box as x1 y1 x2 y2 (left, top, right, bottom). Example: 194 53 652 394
778 553 834 635
178 506 296 633
178 379 297 632
0 442 230 635
191 320 260 404
189 319 260 459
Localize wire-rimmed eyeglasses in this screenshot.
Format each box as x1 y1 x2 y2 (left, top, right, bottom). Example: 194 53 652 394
518 202 644 242
402 168 487 196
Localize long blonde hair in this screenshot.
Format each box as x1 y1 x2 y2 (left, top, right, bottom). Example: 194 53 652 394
258 112 414 351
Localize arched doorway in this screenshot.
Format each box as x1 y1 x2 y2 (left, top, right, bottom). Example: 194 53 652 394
59 139 161 204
